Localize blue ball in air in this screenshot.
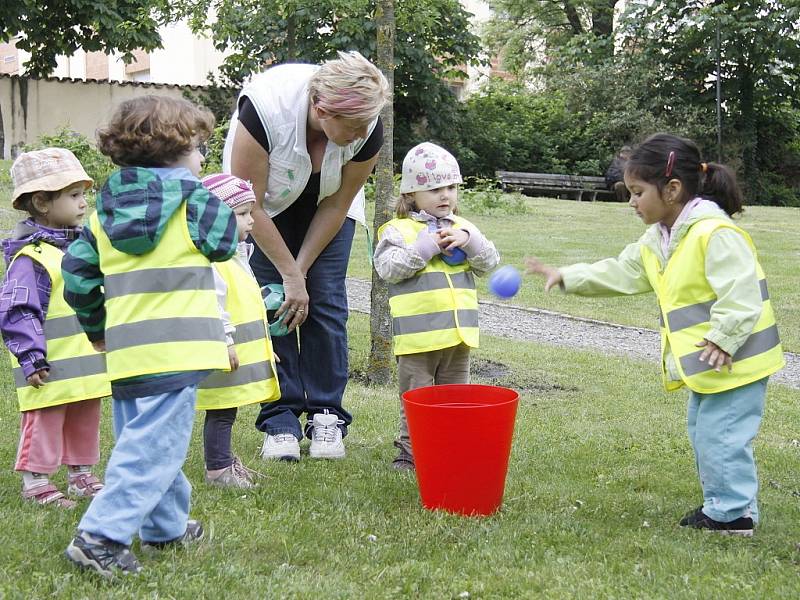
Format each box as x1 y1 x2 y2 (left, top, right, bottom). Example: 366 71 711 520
488 265 521 299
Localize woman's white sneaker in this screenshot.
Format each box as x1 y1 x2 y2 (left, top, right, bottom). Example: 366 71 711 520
261 433 301 461
309 410 345 459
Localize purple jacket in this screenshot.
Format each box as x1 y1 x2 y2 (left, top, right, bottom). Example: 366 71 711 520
0 219 81 378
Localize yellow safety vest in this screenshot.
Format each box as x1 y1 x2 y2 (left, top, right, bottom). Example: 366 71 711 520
197 258 281 410
378 216 479 356
9 242 111 411
90 203 230 380
641 218 785 393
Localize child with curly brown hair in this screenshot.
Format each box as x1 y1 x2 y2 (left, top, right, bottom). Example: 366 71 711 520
62 95 239 577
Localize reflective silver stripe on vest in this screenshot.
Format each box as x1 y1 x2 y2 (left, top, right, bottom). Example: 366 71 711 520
199 360 275 389
105 267 215 300
666 279 770 332
666 300 716 332
14 353 106 388
679 324 781 376
44 315 86 340
388 271 475 298
232 320 267 345
392 309 479 336
759 278 769 301
105 317 225 351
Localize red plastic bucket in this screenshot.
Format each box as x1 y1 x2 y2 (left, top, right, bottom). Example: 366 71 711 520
402 384 519 516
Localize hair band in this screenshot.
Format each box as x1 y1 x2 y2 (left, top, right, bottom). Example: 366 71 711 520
700 162 708 173
665 151 676 177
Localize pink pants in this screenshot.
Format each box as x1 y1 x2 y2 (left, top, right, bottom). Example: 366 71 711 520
15 399 101 474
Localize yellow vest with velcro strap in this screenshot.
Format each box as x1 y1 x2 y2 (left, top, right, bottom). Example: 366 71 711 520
196 258 281 409
379 216 479 356
641 218 784 394
90 204 230 380
9 242 111 411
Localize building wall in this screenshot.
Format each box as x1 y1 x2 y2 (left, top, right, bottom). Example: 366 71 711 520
0 41 20 75
14 19 229 86
0 75 193 159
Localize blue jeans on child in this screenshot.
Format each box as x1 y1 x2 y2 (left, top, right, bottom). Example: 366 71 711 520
687 377 767 524
78 385 197 545
250 201 354 440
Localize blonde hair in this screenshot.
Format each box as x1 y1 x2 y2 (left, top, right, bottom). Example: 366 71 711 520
97 95 214 167
393 193 461 218
309 51 390 122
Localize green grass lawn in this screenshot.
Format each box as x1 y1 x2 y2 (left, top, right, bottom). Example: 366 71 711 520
0 160 797 596
349 197 800 352
0 313 798 597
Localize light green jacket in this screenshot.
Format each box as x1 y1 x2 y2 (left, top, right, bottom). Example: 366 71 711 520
560 201 764 383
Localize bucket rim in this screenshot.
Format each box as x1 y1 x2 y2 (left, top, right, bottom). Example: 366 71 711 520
402 383 519 408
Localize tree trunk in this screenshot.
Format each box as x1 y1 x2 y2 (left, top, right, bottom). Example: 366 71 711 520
591 1 615 38
563 1 583 35
737 62 757 202
367 0 395 386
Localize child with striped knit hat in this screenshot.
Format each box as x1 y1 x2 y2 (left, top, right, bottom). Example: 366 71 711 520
198 174 281 488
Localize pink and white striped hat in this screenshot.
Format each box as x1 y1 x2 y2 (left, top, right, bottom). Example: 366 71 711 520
201 173 256 209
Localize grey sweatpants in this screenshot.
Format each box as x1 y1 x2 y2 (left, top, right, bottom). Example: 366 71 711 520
395 344 470 456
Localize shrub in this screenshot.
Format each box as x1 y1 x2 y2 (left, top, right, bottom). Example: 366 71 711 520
460 177 529 216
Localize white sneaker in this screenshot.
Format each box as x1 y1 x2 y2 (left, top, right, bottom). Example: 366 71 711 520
261 433 300 461
309 410 345 459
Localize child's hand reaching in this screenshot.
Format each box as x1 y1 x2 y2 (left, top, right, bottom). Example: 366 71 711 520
27 369 49 388
696 339 733 373
228 346 240 371
525 257 563 292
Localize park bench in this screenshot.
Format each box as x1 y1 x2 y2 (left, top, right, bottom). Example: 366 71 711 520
495 170 617 202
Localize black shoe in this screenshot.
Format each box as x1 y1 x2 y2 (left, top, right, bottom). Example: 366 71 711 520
391 448 415 471
679 506 704 526
141 519 204 552
65 531 143 578
679 508 754 537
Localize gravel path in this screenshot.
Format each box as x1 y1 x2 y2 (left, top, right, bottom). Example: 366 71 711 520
346 277 800 390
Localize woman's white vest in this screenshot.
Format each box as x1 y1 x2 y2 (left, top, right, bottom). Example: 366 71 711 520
222 63 378 225
641 218 784 394
378 217 480 356
9 242 111 411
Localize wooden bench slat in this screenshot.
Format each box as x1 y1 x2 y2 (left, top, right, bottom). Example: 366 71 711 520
495 170 616 202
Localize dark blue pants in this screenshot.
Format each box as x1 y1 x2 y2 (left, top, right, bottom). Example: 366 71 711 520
204 407 238 470
250 196 354 439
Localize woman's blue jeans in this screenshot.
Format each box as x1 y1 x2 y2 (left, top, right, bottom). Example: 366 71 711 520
687 377 767 523
250 196 354 440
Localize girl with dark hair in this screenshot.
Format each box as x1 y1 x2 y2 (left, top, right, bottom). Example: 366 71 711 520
526 132 785 536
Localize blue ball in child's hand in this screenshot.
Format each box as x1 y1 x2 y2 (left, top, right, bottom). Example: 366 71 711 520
488 265 521 299
440 247 467 265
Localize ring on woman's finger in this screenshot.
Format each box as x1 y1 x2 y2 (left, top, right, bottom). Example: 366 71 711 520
297 308 305 314
287 308 297 313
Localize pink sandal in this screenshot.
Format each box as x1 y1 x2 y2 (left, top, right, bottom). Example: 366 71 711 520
22 483 77 509
67 472 104 498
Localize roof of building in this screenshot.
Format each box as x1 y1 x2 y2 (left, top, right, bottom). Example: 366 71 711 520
0 72 210 91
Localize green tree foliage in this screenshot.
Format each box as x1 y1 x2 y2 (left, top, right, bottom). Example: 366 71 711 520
620 0 800 203
479 0 800 205
175 0 484 162
0 1 178 77
484 0 617 73
452 71 712 181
